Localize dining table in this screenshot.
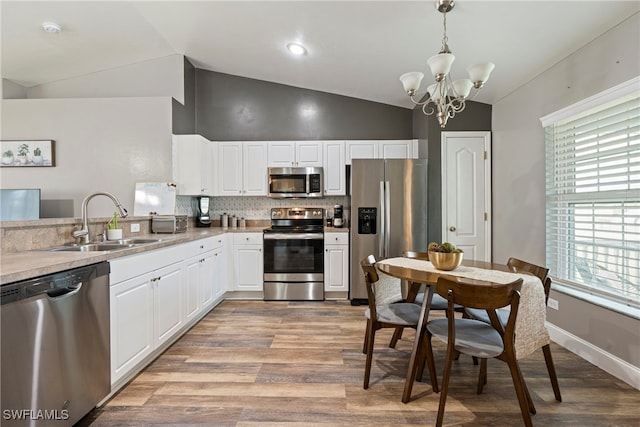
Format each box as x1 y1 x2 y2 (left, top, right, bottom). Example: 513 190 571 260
375 256 550 403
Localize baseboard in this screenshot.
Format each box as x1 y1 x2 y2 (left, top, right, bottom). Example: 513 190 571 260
546 322 640 390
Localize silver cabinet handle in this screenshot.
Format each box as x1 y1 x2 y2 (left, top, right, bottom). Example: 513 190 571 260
449 226 456 232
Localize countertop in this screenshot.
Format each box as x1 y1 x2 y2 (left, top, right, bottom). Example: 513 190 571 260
1 226 349 285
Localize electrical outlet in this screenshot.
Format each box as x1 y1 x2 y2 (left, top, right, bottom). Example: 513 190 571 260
548 298 559 310
130 223 140 233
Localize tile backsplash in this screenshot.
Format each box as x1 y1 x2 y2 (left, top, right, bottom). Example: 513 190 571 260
177 196 348 220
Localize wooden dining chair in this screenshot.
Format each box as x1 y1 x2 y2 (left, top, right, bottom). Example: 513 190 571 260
425 276 535 427
464 257 562 402
389 251 463 349
360 255 428 390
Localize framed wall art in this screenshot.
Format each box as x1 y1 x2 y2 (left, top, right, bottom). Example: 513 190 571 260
0 140 55 167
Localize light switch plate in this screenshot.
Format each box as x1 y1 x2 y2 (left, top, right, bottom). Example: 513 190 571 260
130 223 140 233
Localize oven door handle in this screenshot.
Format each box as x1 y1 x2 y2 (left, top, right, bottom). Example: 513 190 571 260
263 233 324 240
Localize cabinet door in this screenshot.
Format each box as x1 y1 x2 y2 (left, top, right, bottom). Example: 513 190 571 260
346 140 379 165
380 140 412 159
200 251 215 308
243 142 268 195
218 142 243 195
267 141 295 167
234 245 263 291
183 256 201 322
154 263 183 347
324 245 349 292
172 135 204 195
110 273 154 384
212 246 226 300
296 141 323 167
323 141 346 196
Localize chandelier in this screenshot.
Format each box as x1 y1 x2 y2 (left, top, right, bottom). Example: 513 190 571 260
399 0 494 128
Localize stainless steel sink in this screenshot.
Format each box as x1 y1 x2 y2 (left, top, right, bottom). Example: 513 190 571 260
105 238 163 245
48 243 136 252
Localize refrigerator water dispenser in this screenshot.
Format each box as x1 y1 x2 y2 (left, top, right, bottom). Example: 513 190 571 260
358 207 377 234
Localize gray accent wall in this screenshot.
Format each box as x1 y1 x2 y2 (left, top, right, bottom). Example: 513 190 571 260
194 70 412 141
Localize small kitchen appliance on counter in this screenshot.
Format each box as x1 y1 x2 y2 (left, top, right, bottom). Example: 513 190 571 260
152 215 188 233
195 196 211 227
263 207 324 301
333 204 344 228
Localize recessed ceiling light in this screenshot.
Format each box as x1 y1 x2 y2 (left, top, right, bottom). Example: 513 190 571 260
42 22 62 34
286 43 307 56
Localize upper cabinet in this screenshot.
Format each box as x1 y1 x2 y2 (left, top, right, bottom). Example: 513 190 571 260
346 140 417 165
217 142 268 196
172 134 214 196
323 141 346 196
267 141 323 167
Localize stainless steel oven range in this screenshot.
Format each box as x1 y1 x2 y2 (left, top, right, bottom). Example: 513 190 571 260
263 207 324 301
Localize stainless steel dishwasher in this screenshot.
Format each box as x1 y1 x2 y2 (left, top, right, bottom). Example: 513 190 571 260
1 262 110 426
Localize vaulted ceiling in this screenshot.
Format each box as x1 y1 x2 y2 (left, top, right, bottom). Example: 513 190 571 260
2 1 638 108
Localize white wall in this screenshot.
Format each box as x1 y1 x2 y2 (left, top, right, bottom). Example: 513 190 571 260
0 97 173 217
24 54 184 103
492 13 640 372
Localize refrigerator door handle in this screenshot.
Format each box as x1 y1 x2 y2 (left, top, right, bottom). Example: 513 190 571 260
379 180 385 260
385 181 391 258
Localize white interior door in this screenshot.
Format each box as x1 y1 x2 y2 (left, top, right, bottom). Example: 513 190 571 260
442 131 491 261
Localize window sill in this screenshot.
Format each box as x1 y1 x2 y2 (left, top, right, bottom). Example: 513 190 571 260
551 280 640 320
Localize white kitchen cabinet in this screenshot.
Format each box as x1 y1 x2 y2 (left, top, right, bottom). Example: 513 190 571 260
324 232 349 294
218 141 267 196
109 270 154 385
232 232 263 292
323 141 346 196
243 142 269 195
267 141 323 167
109 245 185 385
152 263 184 347
172 134 214 195
183 236 226 315
346 140 378 164
380 140 414 159
345 140 416 164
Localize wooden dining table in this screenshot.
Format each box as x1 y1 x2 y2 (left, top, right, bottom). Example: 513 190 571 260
376 257 550 403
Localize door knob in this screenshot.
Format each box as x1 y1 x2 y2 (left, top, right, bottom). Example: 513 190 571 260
449 226 456 232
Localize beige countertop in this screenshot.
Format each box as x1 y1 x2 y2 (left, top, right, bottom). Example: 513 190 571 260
0 226 349 285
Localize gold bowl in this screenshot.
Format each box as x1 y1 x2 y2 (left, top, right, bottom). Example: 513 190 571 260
428 251 463 271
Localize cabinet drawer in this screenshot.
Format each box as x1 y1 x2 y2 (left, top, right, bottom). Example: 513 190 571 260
325 232 349 245
233 233 263 245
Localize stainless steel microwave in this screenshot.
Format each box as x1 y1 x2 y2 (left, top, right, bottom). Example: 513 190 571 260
268 167 324 198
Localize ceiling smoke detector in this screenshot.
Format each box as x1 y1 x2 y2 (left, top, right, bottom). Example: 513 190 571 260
42 22 62 34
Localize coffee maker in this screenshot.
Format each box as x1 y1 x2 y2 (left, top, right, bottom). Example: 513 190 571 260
195 196 211 227
333 204 344 228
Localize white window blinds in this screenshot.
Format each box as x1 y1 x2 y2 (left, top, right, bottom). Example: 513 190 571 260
544 85 640 307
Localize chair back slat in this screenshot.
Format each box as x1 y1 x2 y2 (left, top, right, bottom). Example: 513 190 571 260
435 276 522 311
507 257 549 283
360 255 379 318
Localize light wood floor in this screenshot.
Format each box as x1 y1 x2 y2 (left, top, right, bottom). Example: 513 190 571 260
80 300 640 426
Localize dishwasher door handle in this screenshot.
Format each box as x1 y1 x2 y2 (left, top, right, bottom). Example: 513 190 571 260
46 283 83 299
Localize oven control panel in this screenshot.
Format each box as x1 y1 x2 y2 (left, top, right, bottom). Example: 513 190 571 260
271 207 324 220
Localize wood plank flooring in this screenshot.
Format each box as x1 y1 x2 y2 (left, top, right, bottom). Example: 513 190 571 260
79 300 640 426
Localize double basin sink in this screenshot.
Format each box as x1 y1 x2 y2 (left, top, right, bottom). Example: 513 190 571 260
47 238 164 252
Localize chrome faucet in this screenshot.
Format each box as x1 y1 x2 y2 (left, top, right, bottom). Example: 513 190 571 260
73 192 128 244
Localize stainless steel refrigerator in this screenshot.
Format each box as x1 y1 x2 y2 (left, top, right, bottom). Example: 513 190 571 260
349 158 428 301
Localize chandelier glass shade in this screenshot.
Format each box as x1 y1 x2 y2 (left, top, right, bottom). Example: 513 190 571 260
400 0 494 128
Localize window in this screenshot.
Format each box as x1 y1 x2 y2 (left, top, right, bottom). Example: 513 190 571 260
542 78 640 308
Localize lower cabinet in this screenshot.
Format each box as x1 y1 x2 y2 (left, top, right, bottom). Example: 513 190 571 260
232 232 263 291
109 236 226 388
110 256 183 385
324 232 349 293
